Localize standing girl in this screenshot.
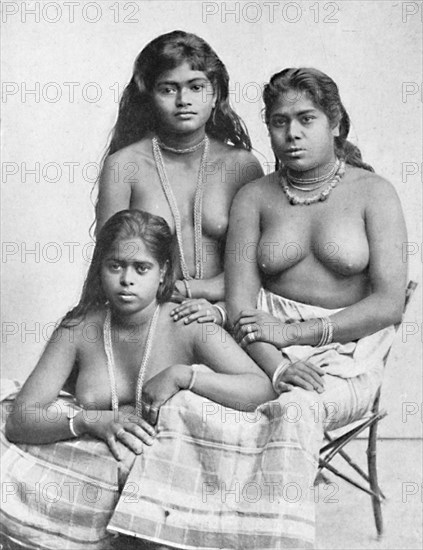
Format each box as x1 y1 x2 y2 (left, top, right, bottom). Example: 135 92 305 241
96 30 263 325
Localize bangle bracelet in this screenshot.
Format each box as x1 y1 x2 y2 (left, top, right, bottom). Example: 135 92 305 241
183 279 192 299
272 360 291 393
213 304 227 327
188 365 199 391
67 406 82 438
327 318 334 345
175 280 184 296
315 317 334 347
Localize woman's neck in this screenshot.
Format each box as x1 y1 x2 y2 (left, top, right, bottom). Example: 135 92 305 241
155 129 207 151
287 154 338 183
110 300 159 330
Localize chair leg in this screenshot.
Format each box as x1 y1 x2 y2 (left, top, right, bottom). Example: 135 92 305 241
367 419 384 537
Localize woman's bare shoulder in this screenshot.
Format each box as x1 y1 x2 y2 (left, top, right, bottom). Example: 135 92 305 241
216 143 259 163
210 140 264 181
233 172 279 206
346 165 401 201
57 309 105 346
158 302 200 343
105 138 153 165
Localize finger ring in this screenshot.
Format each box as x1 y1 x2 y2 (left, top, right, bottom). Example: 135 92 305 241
248 332 255 342
116 428 125 438
206 309 210 316
149 405 159 412
247 324 253 333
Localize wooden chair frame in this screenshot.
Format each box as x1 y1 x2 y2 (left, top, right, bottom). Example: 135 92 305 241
1 283 417 548
318 280 417 537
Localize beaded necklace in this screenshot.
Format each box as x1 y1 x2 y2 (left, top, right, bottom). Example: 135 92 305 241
152 136 209 280
281 159 345 206
286 159 339 187
286 159 340 192
155 136 206 155
103 305 160 417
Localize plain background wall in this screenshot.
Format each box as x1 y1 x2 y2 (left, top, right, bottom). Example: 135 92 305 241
1 0 422 438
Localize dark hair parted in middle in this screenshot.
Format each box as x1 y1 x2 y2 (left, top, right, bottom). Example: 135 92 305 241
108 30 252 154
61 210 176 327
263 68 374 172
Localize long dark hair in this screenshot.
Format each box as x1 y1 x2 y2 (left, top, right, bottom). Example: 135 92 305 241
263 68 374 172
62 210 176 327
107 30 252 154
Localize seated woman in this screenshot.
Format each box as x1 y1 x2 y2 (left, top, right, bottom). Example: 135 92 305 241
96 30 263 326
2 209 275 550
225 68 407 546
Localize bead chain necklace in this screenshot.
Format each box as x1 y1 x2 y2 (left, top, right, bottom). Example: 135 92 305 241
155 136 206 155
280 158 346 206
103 305 161 417
287 159 340 192
152 136 209 281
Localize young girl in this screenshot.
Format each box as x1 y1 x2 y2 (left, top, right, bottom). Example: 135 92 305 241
2 209 274 550
95 30 263 326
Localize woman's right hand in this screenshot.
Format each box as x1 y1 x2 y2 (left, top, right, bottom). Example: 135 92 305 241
77 409 157 461
276 359 326 394
170 298 220 325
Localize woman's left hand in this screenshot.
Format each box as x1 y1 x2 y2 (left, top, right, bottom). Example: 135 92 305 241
141 365 190 425
170 299 219 325
234 309 286 348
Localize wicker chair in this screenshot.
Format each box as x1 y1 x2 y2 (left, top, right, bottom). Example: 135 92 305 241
318 280 417 537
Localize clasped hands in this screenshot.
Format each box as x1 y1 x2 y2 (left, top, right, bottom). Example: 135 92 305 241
234 309 326 394
85 365 191 461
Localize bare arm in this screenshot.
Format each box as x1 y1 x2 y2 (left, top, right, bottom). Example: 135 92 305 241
95 153 133 235
236 178 408 350
189 323 276 409
6 323 156 459
142 320 276 420
172 152 264 307
189 151 264 303
6 325 80 443
180 273 224 302
225 182 286 379
327 179 407 339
